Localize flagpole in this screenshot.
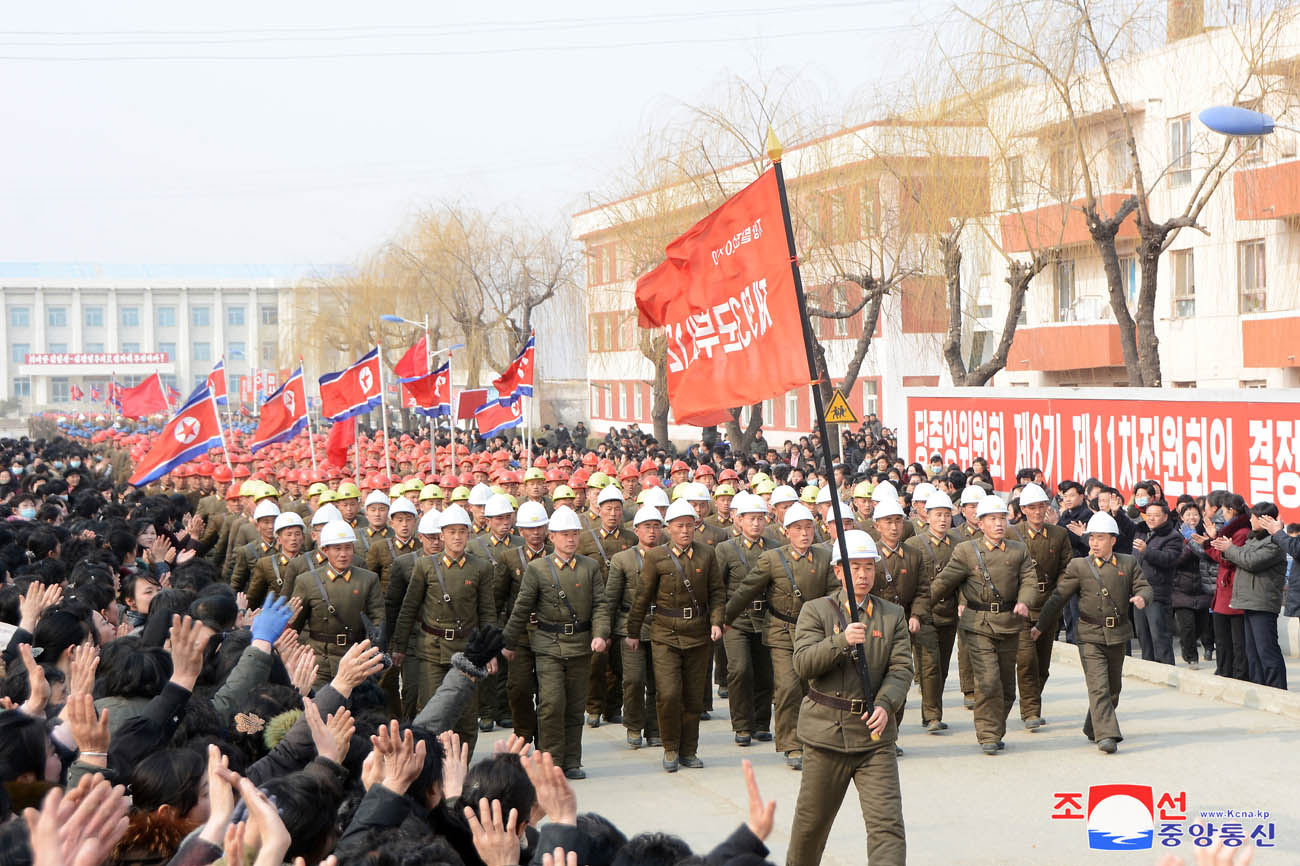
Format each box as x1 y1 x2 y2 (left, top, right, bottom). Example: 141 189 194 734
353 418 362 488
376 343 394 479
449 350 458 479
156 369 173 414
300 357 319 471
208 388 235 474
767 127 877 731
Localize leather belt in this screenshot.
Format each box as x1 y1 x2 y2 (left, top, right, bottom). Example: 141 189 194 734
655 605 699 619
963 600 1004 613
308 629 352 646
536 619 591 635
750 599 766 611
807 687 868 714
769 608 798 624
421 623 466 640
1079 612 1119 629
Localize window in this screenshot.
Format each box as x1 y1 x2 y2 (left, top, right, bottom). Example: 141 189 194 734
261 342 275 362
227 306 245 327
156 306 177 328
120 341 141 353
120 306 140 327
1107 131 1131 188
1006 156 1024 207
85 342 104 353
1171 250 1195 318
862 380 879 417
228 341 246 360
47 343 67 354
1240 379 1267 389
191 305 211 327
1053 257 1076 321
634 384 644 421
159 341 176 360
12 378 30 399
260 305 278 325
785 391 799 428
83 306 105 328
1238 239 1266 313
10 343 29 364
1171 380 1197 388
587 244 617 286
602 315 614 351
1120 256 1138 307
833 286 849 336
1168 115 1192 187
193 342 211 362
47 307 68 328
9 307 29 328
1049 144 1074 198
618 384 628 419
51 378 70 402
603 385 611 419
590 386 600 417
762 398 774 428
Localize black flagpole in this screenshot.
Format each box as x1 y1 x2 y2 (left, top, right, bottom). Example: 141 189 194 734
766 128 878 730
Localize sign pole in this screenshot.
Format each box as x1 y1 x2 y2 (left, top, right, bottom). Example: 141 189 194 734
767 127 877 729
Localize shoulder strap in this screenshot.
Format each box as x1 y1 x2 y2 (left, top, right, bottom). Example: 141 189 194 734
270 554 282 583
306 564 344 628
545 559 583 626
1085 558 1124 620
969 543 1008 607
915 533 939 566
429 558 463 628
587 529 610 567
774 548 804 599
666 548 704 613
385 536 397 562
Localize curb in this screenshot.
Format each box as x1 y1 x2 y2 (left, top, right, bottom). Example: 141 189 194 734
1282 614 1299 659
1050 639 1300 722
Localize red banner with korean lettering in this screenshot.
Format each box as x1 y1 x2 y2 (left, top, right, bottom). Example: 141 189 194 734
634 168 807 425
904 389 1300 521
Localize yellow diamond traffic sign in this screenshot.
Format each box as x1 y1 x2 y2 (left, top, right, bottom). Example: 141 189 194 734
823 390 857 425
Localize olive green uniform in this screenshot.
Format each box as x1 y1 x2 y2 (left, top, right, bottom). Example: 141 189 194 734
1005 522 1073 723
221 516 258 583
788 589 913 866
695 520 731 706
904 530 959 723
497 542 552 743
365 533 420 717
724 544 835 756
596 545 659 742
391 551 496 752
355 524 391 560
384 548 428 719
290 560 384 686
951 522 984 703
246 548 294 610
626 541 725 760
930 537 1038 746
1036 553 1152 743
230 538 274 595
715 534 774 737
470 533 523 727
577 525 635 722
873 540 933 728
503 553 609 772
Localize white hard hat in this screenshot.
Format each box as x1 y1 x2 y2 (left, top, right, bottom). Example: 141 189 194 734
1086 511 1120 536
439 503 472 528
364 489 391 509
924 491 955 512
783 502 815 528
273 511 305 533
311 503 342 526
320 520 356 547
815 485 832 504
642 487 670 509
418 511 442 535
871 500 905 520
597 485 625 505
913 482 936 503
484 494 515 518
683 483 710 502
733 492 768 516
1019 483 1050 507
548 507 582 532
770 485 798 506
959 485 986 506
664 499 698 523
870 481 899 503
975 496 1008 518
253 500 281 521
830 502 855 522
389 497 417 517
516 500 549 529
633 504 665 526
468 483 493 507
832 529 878 563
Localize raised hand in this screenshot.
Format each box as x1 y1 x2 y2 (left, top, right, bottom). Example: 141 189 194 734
378 722 426 795
239 777 293 866
20 583 63 631
521 750 576 825
65 644 100 700
464 798 521 866
168 615 209 691
439 730 470 801
741 759 776 842
19 643 51 717
251 594 294 646
330 640 384 696
63 694 110 757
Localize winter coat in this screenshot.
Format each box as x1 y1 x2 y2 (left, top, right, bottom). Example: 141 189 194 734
1172 540 1211 611
1222 533 1287 614
1205 514 1252 616
1134 519 1183 604
1269 529 1300 617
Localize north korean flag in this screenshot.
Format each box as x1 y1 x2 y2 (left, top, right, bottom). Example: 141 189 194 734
475 394 522 439
89 386 101 402
128 388 224 486
319 347 383 422
70 384 85 402
207 359 228 406
492 333 534 403
401 360 451 418
249 366 309 452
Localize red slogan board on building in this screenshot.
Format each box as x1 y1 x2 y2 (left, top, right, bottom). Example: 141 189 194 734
904 388 1300 521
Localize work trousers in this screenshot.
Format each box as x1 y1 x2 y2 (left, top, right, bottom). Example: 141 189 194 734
507 642 539 743
932 621 958 720
535 653 592 771
1212 612 1248 679
786 744 906 866
1079 641 1126 742
704 640 727 710
965 629 1018 745
621 638 659 739
909 624 942 725
771 644 807 753
1134 600 1175 665
586 642 624 718
1173 607 1212 664
1242 609 1287 690
723 628 773 735
1015 612 1056 722
653 642 708 757
956 628 975 698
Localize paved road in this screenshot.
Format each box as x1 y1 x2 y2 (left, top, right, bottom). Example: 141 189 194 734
478 646 1300 864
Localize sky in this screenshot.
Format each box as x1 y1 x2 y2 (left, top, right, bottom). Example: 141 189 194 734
0 0 954 268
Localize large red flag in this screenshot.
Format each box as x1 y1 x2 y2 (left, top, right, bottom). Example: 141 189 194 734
393 336 429 382
319 348 382 421
249 367 308 452
400 361 451 418
492 334 534 402
325 416 355 468
118 373 170 419
128 389 223 486
634 168 807 424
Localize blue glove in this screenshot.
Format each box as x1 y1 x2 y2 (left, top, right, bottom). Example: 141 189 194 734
251 594 293 644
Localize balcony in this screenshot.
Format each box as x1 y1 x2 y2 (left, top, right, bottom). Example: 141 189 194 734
1241 313 1300 367
1006 320 1124 372
1233 160 1300 220
1000 193 1138 253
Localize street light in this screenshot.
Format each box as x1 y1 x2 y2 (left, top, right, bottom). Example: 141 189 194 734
1199 105 1300 136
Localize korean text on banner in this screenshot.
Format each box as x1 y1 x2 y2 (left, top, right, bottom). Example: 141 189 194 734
635 168 807 423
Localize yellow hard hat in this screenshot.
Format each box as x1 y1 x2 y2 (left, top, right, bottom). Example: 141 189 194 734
552 484 576 501
404 478 424 492
336 481 362 500
588 472 611 490
418 485 444 501
523 467 546 482
713 483 736 499
239 479 261 497
505 494 519 509
800 485 820 504
751 472 772 486
388 484 404 499
752 480 775 496
253 483 279 502
307 482 329 498
490 484 507 496
450 485 471 502
318 489 339 504
853 480 874 499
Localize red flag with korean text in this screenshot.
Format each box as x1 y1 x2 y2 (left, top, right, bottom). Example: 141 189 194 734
633 168 807 424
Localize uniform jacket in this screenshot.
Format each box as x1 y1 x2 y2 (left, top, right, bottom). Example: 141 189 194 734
367 533 422 596
695 520 730 547
503 553 609 659
931 537 1038 637
290 562 384 644
246 548 294 609
597 545 653 640
470 532 523 612
1037 552 1152 645
576 525 635 584
905 530 960 626
1222 533 1287 614
715 534 773 634
1005 522 1073 612
872 539 929 623
722 544 835 649
229 537 275 594
495 542 553 630
392 552 496 662
627 541 725 650
792 588 914 752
